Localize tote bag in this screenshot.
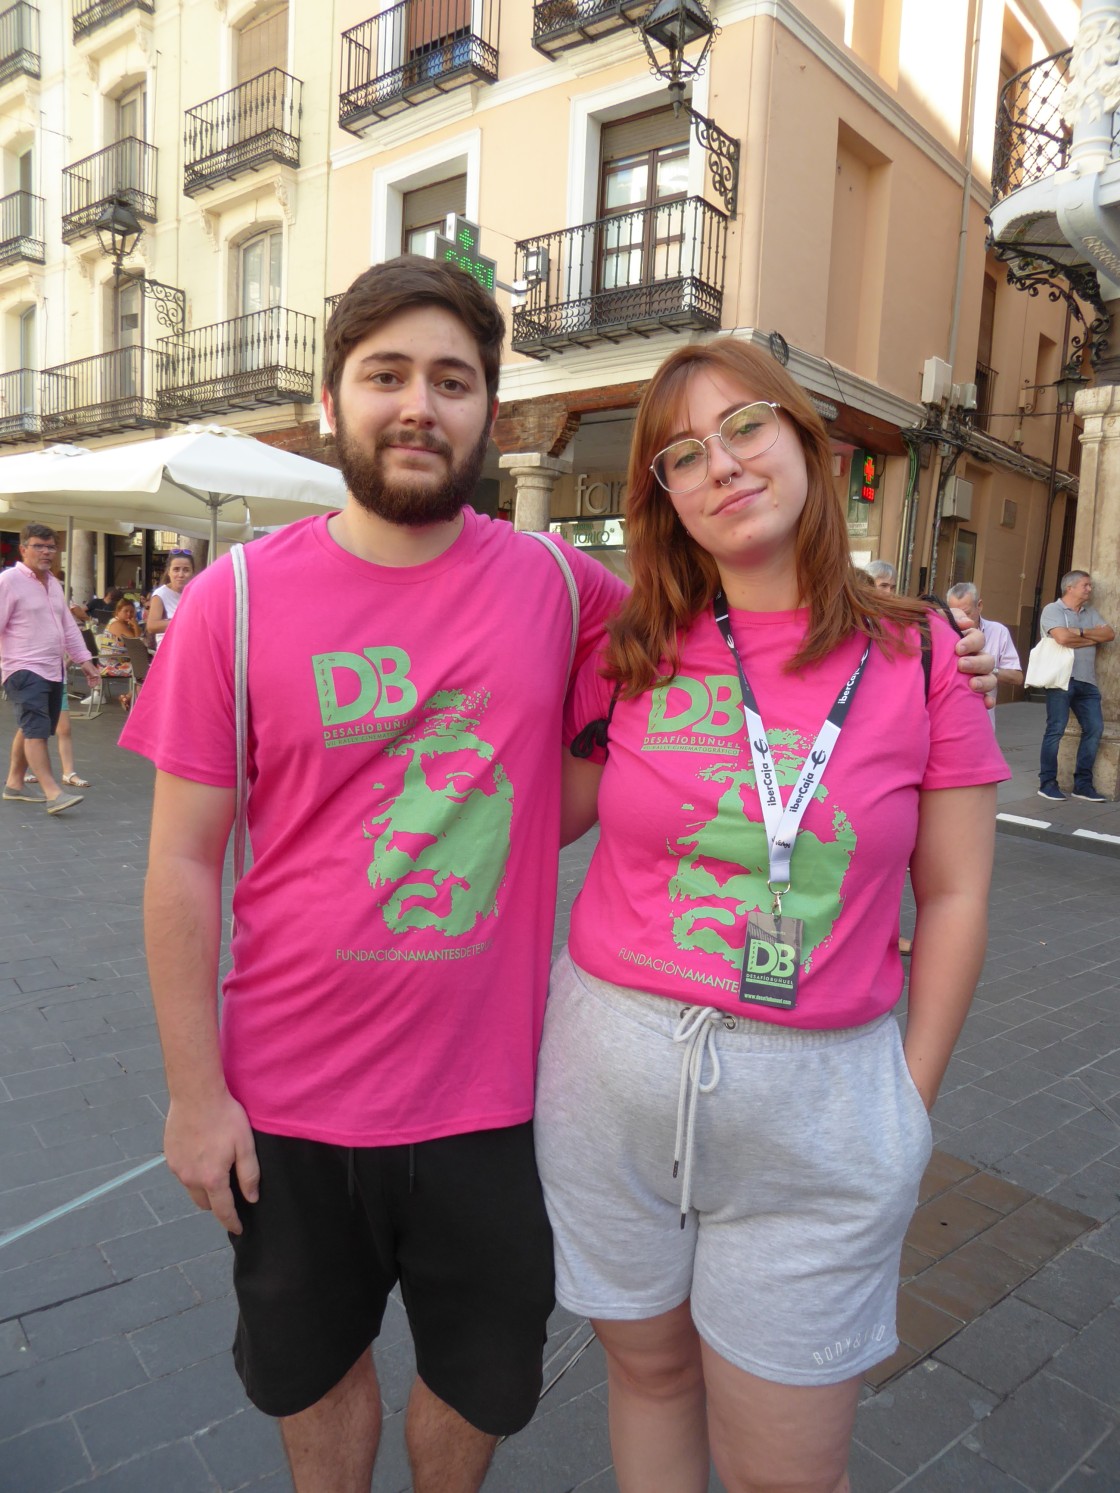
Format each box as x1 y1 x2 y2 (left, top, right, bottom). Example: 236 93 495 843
1025 635 1074 690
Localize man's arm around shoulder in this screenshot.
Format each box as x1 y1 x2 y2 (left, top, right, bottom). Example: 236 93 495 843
145 770 258 1234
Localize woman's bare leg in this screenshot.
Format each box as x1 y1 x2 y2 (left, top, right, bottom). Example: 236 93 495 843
594 1302 709 1493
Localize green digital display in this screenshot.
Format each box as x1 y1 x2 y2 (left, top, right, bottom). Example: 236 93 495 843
433 216 497 297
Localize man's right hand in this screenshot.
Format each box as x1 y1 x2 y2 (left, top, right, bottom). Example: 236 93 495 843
163 1092 260 1235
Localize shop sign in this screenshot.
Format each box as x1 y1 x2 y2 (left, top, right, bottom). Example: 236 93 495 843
848 449 882 504
432 216 497 296
550 518 626 550
574 474 627 517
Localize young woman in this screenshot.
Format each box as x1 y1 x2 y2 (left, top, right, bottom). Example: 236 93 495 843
147 550 194 646
536 339 1008 1493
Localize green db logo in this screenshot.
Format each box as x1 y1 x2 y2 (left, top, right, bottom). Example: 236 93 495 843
745 940 796 980
313 648 418 726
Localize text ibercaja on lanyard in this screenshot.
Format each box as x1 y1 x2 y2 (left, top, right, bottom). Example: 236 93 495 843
713 592 870 1009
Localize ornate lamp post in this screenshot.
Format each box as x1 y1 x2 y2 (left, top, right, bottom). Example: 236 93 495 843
94 195 186 335
635 0 740 217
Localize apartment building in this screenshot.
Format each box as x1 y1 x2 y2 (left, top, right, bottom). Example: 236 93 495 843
0 0 1086 669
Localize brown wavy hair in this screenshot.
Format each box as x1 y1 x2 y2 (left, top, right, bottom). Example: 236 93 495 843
606 337 926 696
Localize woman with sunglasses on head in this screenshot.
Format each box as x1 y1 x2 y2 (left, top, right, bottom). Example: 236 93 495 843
147 550 195 648
535 338 1009 1493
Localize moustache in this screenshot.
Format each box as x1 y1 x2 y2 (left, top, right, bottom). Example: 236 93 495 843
375 430 453 460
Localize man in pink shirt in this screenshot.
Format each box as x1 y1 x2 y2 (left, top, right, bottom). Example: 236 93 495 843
0 523 98 814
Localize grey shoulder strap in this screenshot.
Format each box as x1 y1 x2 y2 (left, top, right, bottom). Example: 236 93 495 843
524 529 580 679
231 543 249 891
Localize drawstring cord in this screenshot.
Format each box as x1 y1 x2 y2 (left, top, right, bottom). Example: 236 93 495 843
672 1006 725 1227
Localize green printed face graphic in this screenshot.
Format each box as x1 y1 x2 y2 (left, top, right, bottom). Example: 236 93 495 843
668 731 855 971
365 694 513 936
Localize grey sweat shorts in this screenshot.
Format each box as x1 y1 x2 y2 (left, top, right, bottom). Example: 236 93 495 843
534 949 933 1387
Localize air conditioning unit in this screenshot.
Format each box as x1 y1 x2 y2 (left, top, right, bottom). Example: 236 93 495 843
921 356 952 405
941 477 973 520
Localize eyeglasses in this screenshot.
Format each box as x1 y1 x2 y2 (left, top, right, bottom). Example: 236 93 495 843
650 403 783 494
24 542 57 553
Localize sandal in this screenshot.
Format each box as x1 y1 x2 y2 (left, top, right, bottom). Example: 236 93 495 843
62 773 90 788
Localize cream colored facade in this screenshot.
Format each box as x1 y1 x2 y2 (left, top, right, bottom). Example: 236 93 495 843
0 0 1085 674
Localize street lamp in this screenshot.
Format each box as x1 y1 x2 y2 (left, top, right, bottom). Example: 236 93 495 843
93 195 186 336
636 0 740 218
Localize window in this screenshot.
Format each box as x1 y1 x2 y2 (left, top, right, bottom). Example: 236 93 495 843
402 175 466 257
117 84 146 142
406 0 471 84
113 280 142 399
19 305 35 369
238 228 283 371
597 109 688 298
237 5 288 83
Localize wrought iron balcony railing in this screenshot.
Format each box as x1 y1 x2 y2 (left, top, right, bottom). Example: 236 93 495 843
0 1 39 86
41 347 168 438
62 137 157 242
184 69 303 196
531 0 648 58
72 0 152 41
0 190 44 266
339 0 498 132
0 368 40 444
992 49 1072 202
512 196 727 359
158 307 316 417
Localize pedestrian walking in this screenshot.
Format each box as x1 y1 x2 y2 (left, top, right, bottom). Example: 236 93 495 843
1037 569 1114 802
0 523 98 814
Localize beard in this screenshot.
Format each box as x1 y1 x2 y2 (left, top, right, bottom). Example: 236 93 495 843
335 410 491 528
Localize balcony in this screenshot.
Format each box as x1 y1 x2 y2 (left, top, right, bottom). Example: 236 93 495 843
531 0 647 59
0 1 39 86
184 69 303 197
62 138 157 242
511 197 727 359
158 307 316 417
41 347 168 438
973 361 997 435
72 0 152 41
0 368 40 444
0 190 44 266
992 50 1072 204
339 0 498 132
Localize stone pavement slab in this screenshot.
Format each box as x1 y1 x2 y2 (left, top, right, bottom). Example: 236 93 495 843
2 702 1120 1490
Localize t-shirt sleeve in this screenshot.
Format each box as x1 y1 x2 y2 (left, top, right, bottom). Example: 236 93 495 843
563 644 615 759
1040 602 1067 638
922 616 1011 791
118 559 238 787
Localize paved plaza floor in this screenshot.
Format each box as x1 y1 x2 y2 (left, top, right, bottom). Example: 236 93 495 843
1 697 1118 1491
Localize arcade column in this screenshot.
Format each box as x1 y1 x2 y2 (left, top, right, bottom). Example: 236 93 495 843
498 452 573 532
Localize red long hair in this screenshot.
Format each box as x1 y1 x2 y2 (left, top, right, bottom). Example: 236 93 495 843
606 338 925 696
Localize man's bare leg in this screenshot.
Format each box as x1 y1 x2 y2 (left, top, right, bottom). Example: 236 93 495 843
406 1376 498 1493
22 738 62 800
279 1350 381 1493
5 729 28 791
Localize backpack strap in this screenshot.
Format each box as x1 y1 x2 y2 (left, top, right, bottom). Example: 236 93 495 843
570 683 621 759
524 529 580 681
231 542 249 893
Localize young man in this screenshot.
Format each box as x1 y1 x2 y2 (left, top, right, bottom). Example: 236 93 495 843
120 257 624 1493
0 523 98 814
121 258 998 1492
1037 569 1114 802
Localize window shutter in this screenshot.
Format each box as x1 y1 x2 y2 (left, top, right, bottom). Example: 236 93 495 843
402 176 468 236
600 108 689 164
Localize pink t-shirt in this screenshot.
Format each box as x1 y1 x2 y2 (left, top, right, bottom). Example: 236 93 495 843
567 607 1010 1028
121 511 625 1146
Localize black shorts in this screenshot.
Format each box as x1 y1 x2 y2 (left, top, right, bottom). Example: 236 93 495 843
5 670 62 740
229 1123 556 1434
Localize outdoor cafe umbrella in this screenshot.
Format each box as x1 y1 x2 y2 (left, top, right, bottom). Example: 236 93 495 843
0 425 346 560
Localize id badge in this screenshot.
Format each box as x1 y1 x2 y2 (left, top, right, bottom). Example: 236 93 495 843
739 910 803 1009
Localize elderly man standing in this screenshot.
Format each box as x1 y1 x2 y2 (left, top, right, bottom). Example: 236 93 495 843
866 559 897 594
0 523 98 814
946 583 1023 689
1038 569 1115 803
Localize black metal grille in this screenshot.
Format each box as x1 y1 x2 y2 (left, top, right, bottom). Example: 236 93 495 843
62 138 157 242
531 0 648 58
973 361 997 434
72 0 151 39
339 0 498 132
184 69 303 196
0 190 44 266
0 2 39 85
158 308 316 417
0 368 40 445
41 348 168 438
512 196 727 359
992 50 1072 202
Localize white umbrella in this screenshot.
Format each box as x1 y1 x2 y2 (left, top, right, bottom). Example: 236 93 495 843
0 425 346 559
